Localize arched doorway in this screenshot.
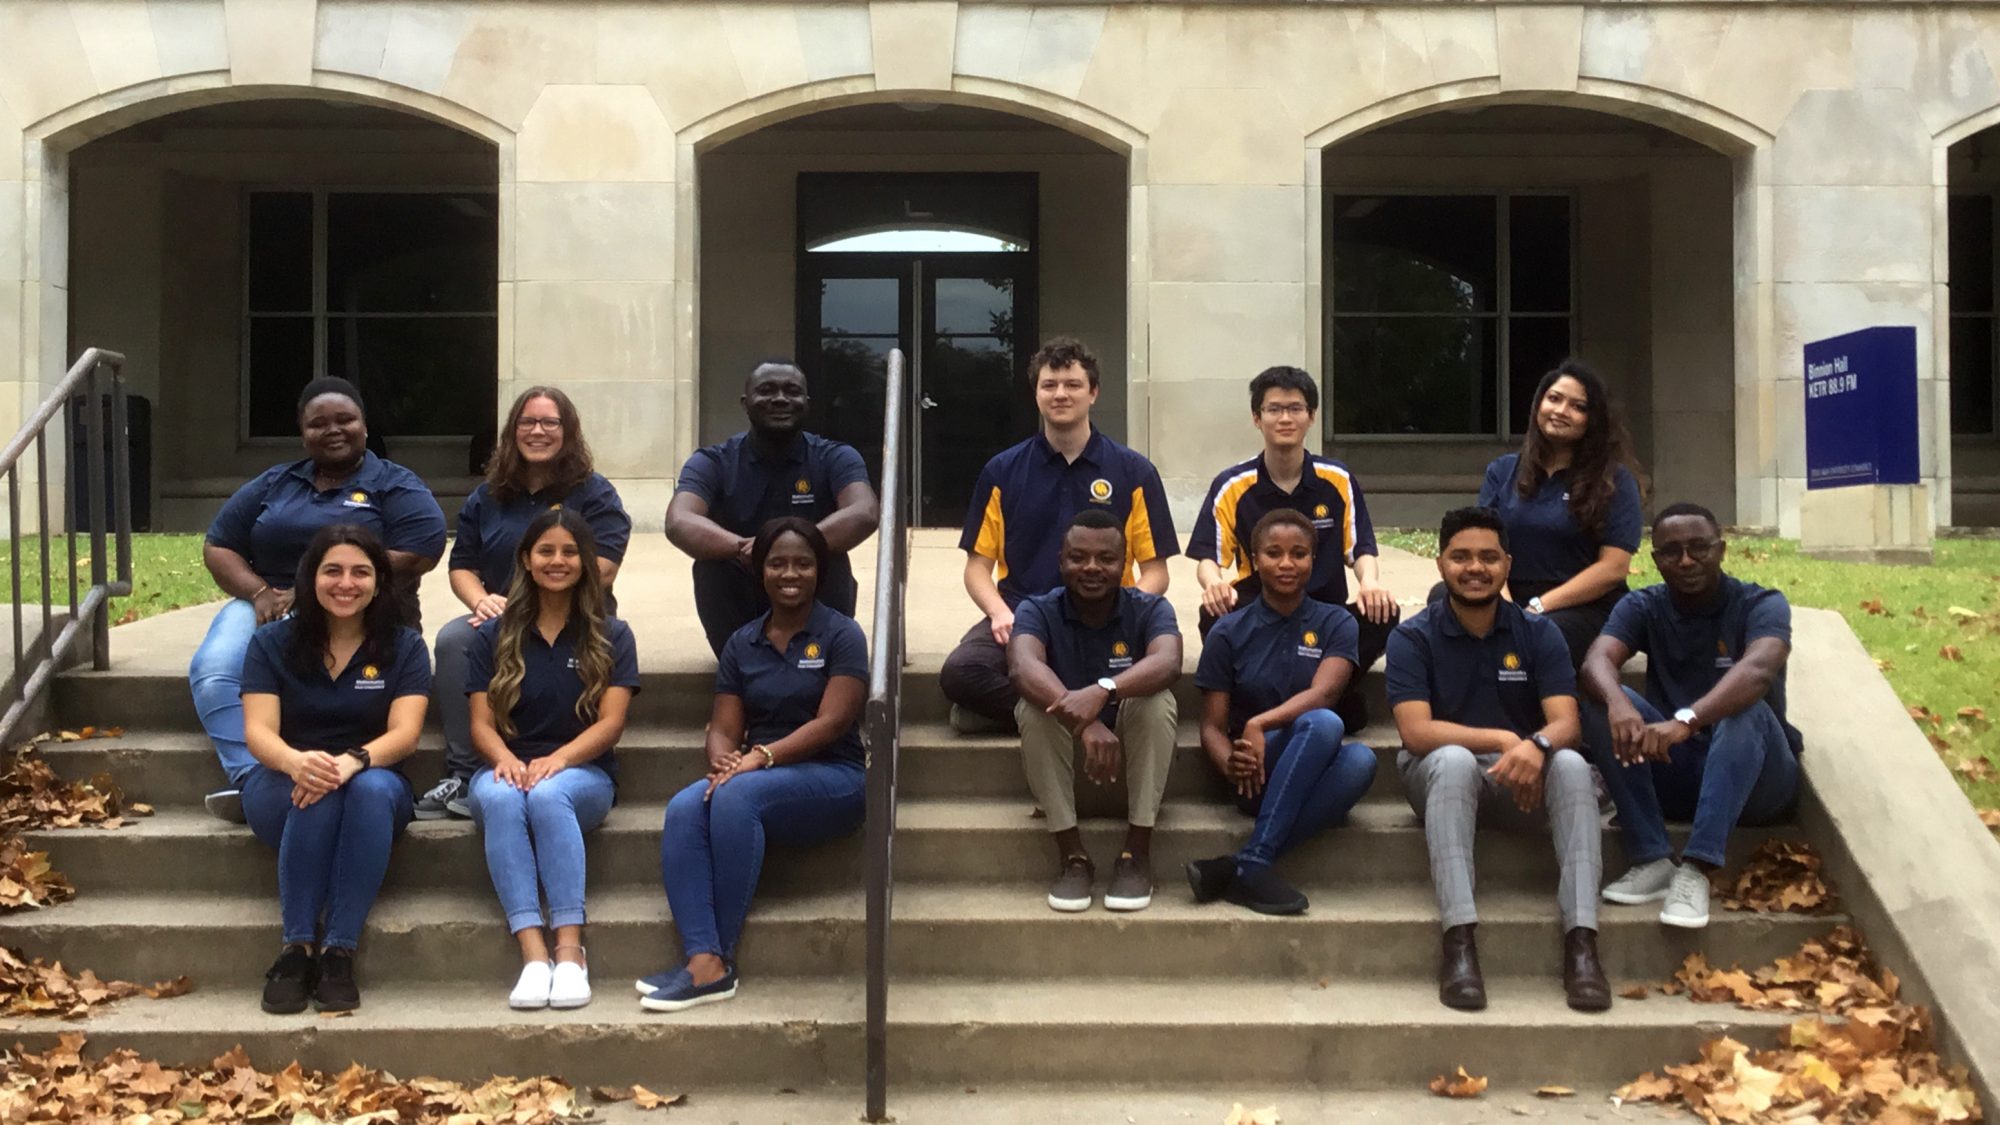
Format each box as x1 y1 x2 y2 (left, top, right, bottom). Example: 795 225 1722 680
1317 102 1739 526
697 102 1128 527
63 97 500 529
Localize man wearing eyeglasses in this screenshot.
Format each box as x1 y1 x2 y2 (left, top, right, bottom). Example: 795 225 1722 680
1578 502 1802 930
666 360 881 654
1187 366 1398 730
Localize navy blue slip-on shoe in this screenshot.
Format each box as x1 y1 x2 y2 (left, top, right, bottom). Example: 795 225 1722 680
639 967 738 1012
634 968 688 997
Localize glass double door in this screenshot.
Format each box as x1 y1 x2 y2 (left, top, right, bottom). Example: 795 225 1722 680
802 253 1037 527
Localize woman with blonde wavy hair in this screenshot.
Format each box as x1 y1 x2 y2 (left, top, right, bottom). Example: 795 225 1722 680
465 507 639 1010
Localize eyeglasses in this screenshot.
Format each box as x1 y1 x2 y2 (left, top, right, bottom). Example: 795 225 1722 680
1651 539 1719 563
515 417 563 433
1259 403 1311 418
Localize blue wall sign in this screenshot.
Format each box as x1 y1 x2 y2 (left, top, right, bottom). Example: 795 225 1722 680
1803 326 1920 490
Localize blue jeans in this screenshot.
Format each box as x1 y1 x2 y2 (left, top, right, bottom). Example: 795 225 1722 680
470 764 616 934
661 758 865 962
189 599 260 784
242 764 414 950
1233 709 1378 871
1582 686 1800 868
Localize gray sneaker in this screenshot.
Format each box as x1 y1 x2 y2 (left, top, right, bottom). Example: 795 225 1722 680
1659 863 1712 929
1103 851 1153 912
202 788 245 824
1047 854 1094 913
415 776 469 821
1601 858 1678 904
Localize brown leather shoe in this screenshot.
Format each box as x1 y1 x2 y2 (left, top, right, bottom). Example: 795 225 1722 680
1563 926 1612 1012
1438 924 1486 1011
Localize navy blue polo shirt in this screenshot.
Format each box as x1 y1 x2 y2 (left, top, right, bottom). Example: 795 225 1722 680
1385 599 1575 738
1013 587 1180 726
1188 452 1379 606
1196 596 1359 737
207 452 448 589
677 431 871 609
960 428 1180 608
449 474 633 595
1477 455 1643 590
716 602 869 765
466 616 641 777
1602 576 1803 754
238 619 432 769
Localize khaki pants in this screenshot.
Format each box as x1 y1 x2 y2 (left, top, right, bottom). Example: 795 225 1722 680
1014 693 1178 833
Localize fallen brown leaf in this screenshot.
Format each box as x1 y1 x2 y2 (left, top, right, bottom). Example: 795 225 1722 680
631 1084 686 1110
1859 598 1886 616
1428 1066 1487 1099
1619 984 1651 1000
1223 1103 1280 1125
1534 1085 1575 1098
1978 808 2000 830
1940 644 1965 662
1710 840 1835 914
0 944 194 1018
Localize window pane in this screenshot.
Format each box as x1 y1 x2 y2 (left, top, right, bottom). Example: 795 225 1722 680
246 317 316 437
1950 195 1994 315
1951 314 1995 435
247 193 312 313
1509 196 1572 313
1330 316 1496 435
1332 195 1496 314
815 335 895 485
326 193 497 314
820 278 900 336
1506 318 1574 435
326 317 496 436
933 277 1016 340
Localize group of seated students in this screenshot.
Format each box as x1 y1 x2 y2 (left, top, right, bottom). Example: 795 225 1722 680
182 337 1802 1025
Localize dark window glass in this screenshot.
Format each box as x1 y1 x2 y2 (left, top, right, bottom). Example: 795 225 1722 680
816 335 895 483
1509 196 1572 313
1330 317 1496 436
325 317 497 437
246 317 316 437
1332 196 1495 314
326 193 498 314
820 278 900 336
1951 315 1995 435
1950 195 1994 315
933 277 1016 342
247 193 312 313
1507 317 1574 435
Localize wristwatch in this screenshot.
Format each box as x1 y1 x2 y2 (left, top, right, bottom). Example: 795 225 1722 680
1529 733 1554 754
1096 676 1119 702
1526 596 1545 614
343 746 372 769
1673 706 1700 731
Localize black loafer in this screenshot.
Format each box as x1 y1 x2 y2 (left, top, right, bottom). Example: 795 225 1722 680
1224 865 1308 915
1183 856 1235 903
260 946 316 1015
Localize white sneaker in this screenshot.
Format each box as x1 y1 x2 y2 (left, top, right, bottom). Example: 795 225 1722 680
509 961 553 1009
549 960 591 1009
1602 858 1678 904
1659 864 1712 929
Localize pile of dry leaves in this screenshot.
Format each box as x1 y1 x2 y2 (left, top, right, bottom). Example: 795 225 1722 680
0 835 70 912
1617 927 1983 1123
0 1035 651 1123
1710 839 1835 914
0 945 190 1019
0 733 147 833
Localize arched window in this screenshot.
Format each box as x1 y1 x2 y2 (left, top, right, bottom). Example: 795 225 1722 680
809 228 1027 254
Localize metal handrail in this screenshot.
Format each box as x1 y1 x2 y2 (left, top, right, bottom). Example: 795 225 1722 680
0 348 133 748
862 349 910 1122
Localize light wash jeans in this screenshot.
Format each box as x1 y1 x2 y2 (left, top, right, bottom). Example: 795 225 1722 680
470 764 616 934
188 598 261 784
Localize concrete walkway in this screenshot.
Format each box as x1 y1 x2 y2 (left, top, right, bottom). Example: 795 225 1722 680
99 530 1445 674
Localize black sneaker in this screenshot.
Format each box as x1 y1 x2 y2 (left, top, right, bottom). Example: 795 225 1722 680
260 946 316 1014
314 948 361 1012
1225 865 1309 915
1184 855 1235 903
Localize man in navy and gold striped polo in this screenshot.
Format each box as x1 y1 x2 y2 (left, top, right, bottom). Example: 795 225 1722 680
1187 366 1398 729
941 336 1180 732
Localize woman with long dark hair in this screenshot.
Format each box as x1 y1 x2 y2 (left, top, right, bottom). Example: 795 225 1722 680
422 386 631 820
637 517 867 1012
465 509 639 1010
1477 361 1647 666
238 525 431 1015
191 377 445 821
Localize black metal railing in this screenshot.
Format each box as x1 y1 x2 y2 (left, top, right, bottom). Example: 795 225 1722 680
862 349 910 1121
0 349 133 747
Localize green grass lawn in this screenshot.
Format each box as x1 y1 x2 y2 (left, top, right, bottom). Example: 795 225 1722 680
0 533 216 626
1381 529 2000 816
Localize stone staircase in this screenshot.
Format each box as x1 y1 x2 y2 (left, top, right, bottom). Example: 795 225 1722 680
0 659 1833 1108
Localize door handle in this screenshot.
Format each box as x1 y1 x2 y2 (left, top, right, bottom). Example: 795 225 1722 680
919 394 939 410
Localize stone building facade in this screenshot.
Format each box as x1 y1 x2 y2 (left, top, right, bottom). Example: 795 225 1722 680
4 0 1999 534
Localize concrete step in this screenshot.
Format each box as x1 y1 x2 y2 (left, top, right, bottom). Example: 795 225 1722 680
0 882 1838 989
0 977 1801 1090
22 798 1797 896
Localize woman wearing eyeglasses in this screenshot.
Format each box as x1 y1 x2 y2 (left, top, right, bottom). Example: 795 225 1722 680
1476 361 1647 668
421 387 633 820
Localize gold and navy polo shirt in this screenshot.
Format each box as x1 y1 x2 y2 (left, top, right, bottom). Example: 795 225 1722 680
1186 452 1378 606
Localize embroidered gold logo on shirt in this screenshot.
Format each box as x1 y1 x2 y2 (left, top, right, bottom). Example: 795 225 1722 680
796 478 812 494
1314 503 1329 518
1089 478 1113 503
350 491 368 504
1302 630 1318 647
1502 652 1522 671
1111 641 1129 657
361 664 379 679
805 642 822 659
1717 639 1729 656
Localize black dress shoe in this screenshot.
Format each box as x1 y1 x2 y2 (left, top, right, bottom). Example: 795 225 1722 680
1184 856 1235 903
1563 927 1612 1012
1438 924 1487 1011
